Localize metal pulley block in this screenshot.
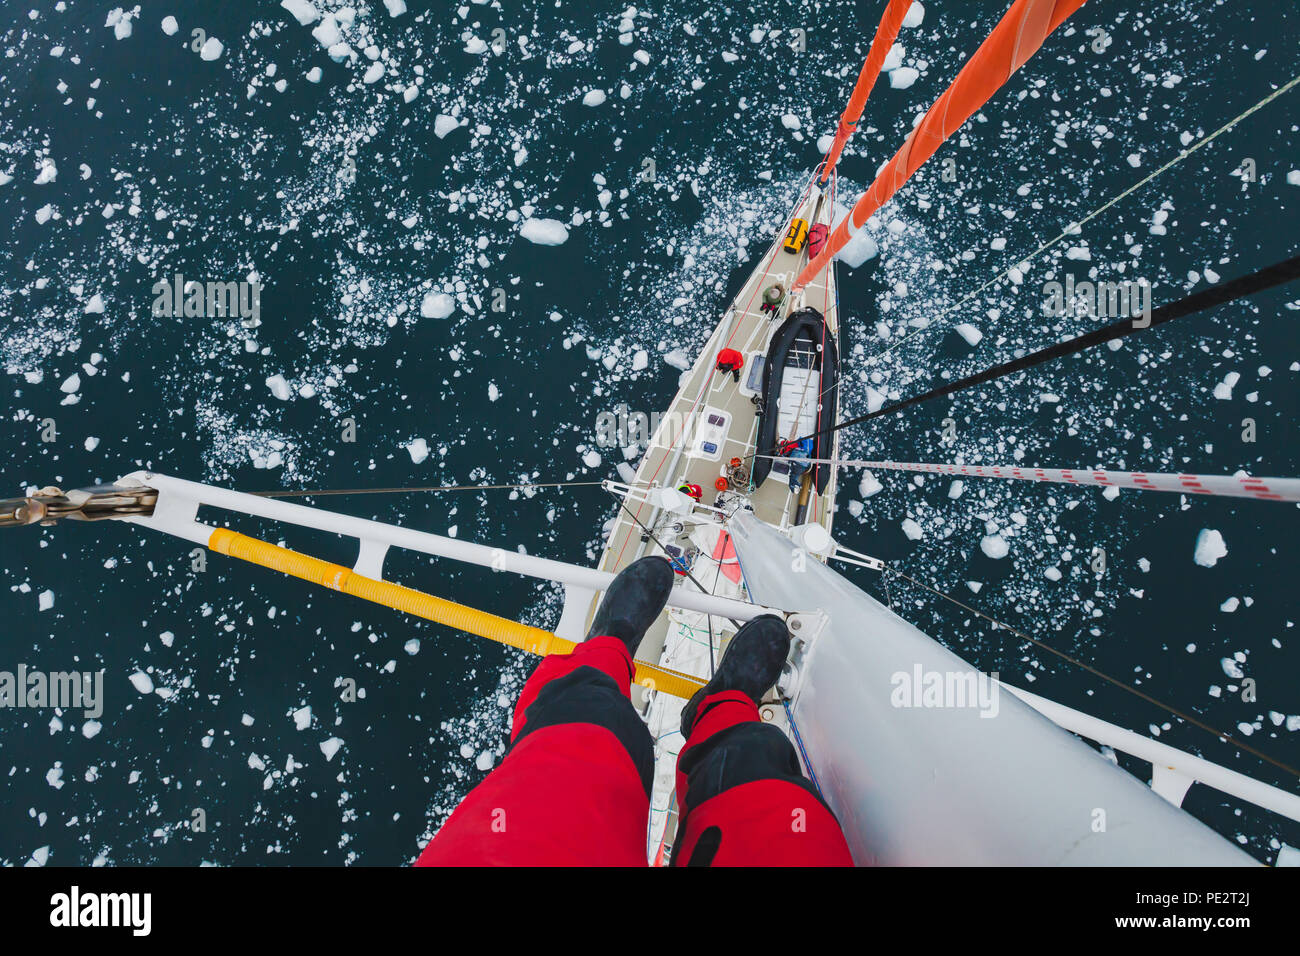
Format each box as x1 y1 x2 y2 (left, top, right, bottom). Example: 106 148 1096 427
0 484 158 528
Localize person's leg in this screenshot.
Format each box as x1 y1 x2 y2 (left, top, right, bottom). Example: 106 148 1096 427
416 557 673 866
670 617 853 867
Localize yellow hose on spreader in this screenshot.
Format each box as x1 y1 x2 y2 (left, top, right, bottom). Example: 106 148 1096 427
208 528 706 699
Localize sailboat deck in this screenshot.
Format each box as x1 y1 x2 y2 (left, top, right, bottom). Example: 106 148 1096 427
587 186 843 861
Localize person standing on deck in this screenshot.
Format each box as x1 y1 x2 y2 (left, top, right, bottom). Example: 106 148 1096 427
415 556 853 867
781 438 814 494
714 348 745 384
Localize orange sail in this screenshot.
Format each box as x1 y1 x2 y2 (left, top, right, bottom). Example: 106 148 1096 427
795 0 1089 293
818 0 914 184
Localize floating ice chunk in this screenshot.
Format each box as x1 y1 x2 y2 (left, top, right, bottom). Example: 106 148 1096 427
954 323 982 346
1212 371 1239 400
420 291 455 319
293 706 312 730
161 15 179 35
60 373 81 393
837 231 878 267
404 438 430 464
475 751 494 771
434 114 460 138
882 43 904 72
1044 566 1062 581
901 518 923 541
265 374 292 400
82 720 101 739
383 0 407 16
1220 596 1240 613
1288 170 1300 186
105 7 136 40
664 349 691 371
781 113 801 130
465 37 488 55
902 2 925 28
889 67 919 89
859 471 882 498
84 294 105 314
519 218 570 245
848 500 864 517
129 671 155 694
1193 528 1227 567
980 534 1009 559
362 61 385 84
319 737 344 761
947 480 963 499
34 158 57 184
632 350 648 371
487 382 500 402
583 449 602 469
199 37 223 61
312 15 341 47
1220 657 1244 679
38 589 54 611
582 89 607 106
280 0 319 25
306 66 322 83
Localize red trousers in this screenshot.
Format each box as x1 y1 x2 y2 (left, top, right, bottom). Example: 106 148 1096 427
416 636 852 866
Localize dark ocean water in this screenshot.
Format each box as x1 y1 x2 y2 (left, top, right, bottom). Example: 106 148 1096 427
0 0 1297 865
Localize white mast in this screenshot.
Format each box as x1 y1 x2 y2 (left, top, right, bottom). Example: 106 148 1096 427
727 510 1260 866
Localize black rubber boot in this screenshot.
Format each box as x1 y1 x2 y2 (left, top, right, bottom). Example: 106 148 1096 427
585 555 675 655
680 614 790 737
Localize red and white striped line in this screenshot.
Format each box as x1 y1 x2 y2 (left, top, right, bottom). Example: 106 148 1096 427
771 457 1300 503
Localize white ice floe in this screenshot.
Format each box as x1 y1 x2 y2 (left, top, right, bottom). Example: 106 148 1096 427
129 671 155 694
404 438 430 464
319 737 344 761
280 0 319 26
859 471 883 498
519 217 570 245
265 374 292 400
889 67 919 90
420 291 455 318
980 534 1010 559
434 114 460 138
161 15 179 35
1193 528 1227 567
105 7 137 40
